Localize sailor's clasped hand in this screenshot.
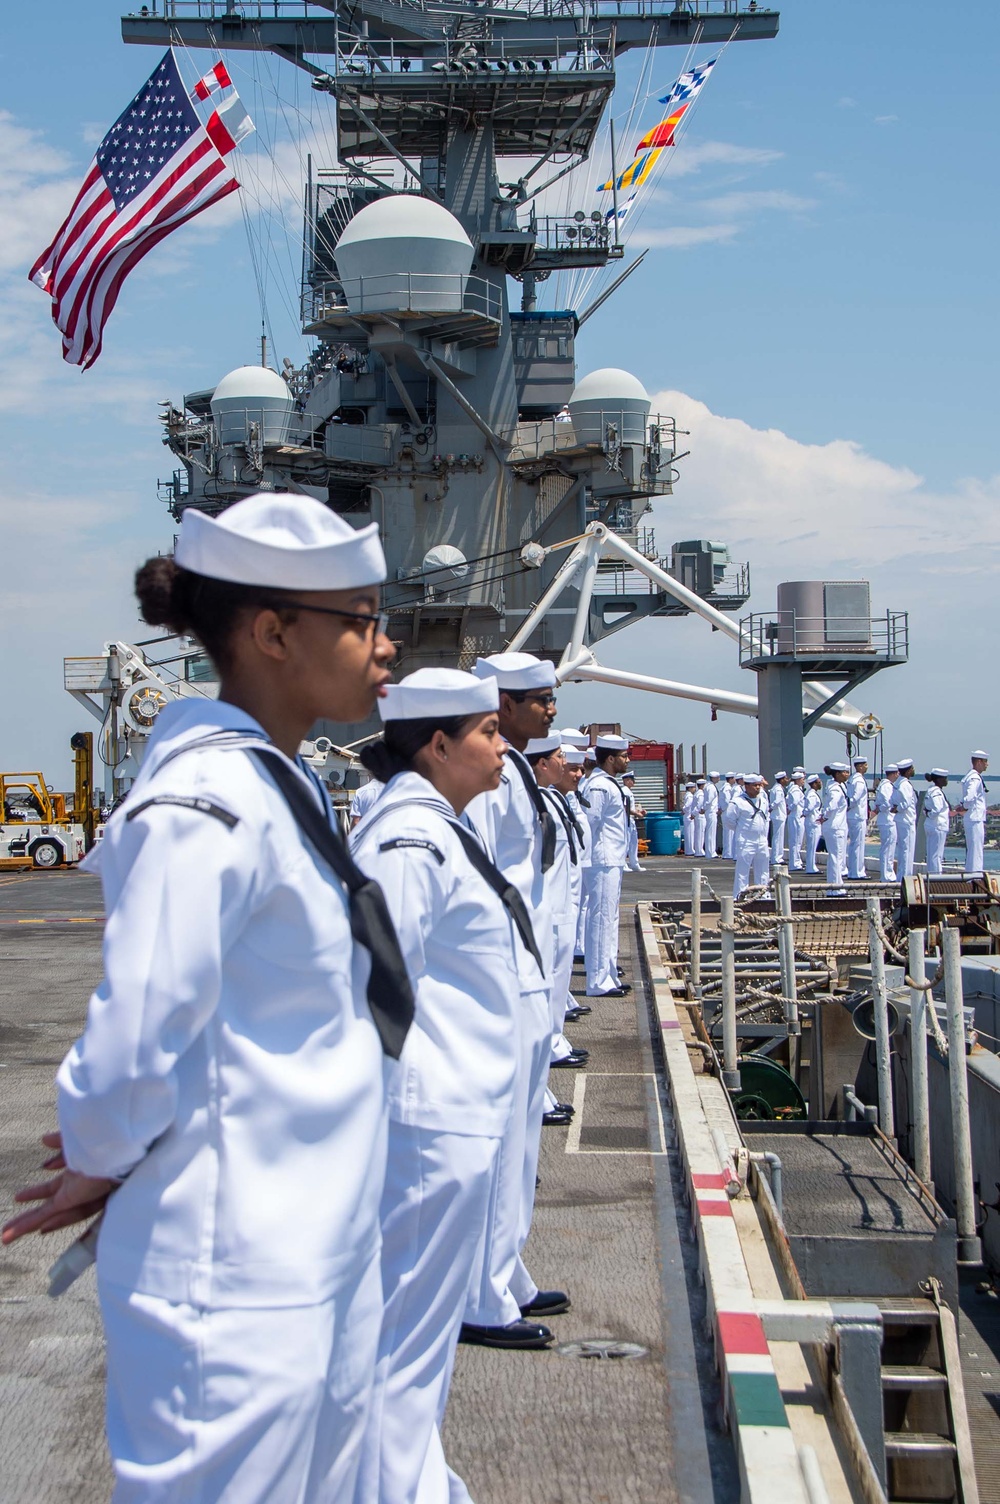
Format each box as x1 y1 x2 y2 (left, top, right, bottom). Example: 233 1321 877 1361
1 1132 115 1245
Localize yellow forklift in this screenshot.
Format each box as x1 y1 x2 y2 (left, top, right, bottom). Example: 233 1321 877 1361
0 733 95 870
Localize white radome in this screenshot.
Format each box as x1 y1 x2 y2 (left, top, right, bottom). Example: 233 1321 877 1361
336 195 474 252
211 365 293 448
569 368 650 406
568 368 651 447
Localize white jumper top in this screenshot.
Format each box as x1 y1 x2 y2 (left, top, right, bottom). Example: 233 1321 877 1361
890 777 918 827
725 789 771 844
846 772 869 821
568 788 593 870
352 771 520 1138
466 748 553 985
822 780 849 833
542 786 583 922
961 769 988 822
875 778 896 822
923 785 951 833
350 777 383 821
586 768 629 867
58 700 386 1309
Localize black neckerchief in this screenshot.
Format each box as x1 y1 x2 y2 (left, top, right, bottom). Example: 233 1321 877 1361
355 793 543 973
142 730 414 1060
542 786 578 864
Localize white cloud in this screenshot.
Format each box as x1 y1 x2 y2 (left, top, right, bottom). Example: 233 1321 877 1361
694 189 816 217
662 140 784 179
649 388 1000 574
566 389 1000 769
874 114 899 125
640 223 738 249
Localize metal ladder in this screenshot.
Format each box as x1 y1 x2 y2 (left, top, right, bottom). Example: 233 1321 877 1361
876 1289 979 1504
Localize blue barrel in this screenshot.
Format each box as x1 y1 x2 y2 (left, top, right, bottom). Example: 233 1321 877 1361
647 812 682 856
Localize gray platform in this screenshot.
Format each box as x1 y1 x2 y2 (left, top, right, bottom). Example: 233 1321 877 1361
0 861 739 1503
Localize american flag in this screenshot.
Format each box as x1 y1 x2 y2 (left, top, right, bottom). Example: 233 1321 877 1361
30 51 241 369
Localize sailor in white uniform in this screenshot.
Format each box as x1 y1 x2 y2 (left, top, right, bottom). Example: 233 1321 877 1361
682 782 697 855
3 494 407 1504
462 652 564 1350
557 747 592 1031
804 775 823 873
890 758 918 877
527 735 587 1074
875 765 899 882
785 771 806 871
585 734 632 996
693 778 707 856
720 774 738 858
350 668 525 1504
349 774 383 828
922 770 952 876
621 771 645 871
769 773 788 865
846 755 870 880
820 762 851 895
702 772 721 860
957 751 990 878
728 773 771 897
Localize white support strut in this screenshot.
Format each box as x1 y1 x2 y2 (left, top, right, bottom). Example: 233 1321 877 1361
509 524 867 737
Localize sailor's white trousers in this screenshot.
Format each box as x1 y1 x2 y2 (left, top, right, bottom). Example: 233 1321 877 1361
825 823 848 890
925 825 947 875
356 1124 499 1504
703 811 718 860
786 811 804 870
877 818 897 882
847 815 867 880
733 838 769 898
584 864 623 994
770 815 786 866
895 818 916 878
101 1259 381 1504
964 816 985 877
464 986 548 1327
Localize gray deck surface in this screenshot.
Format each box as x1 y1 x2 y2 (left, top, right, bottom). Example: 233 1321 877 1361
746 1129 938 1237
0 859 739 1503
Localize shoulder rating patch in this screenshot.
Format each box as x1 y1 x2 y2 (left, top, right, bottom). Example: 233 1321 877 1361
125 794 240 830
378 837 445 864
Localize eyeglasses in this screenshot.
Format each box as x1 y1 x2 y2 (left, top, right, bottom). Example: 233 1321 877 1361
508 691 558 707
266 601 389 639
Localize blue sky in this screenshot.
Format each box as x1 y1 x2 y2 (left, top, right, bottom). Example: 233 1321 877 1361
1 2 997 788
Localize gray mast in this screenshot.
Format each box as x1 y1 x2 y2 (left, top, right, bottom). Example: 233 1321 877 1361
127 3 778 732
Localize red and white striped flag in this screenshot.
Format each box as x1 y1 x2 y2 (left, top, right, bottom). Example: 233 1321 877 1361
29 51 241 368
206 95 254 157
192 60 233 101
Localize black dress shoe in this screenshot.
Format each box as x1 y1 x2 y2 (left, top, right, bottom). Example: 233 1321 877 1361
594 985 629 997
459 1319 553 1349
551 1048 588 1068
555 1101 575 1115
543 1109 573 1126
520 1289 571 1317
573 953 585 963
564 1005 591 1021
